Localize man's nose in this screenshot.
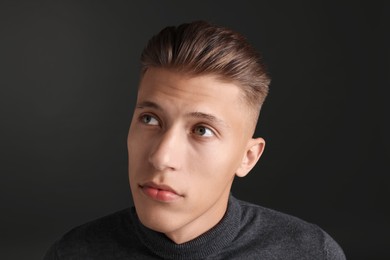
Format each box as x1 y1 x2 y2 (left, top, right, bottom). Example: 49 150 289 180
148 128 183 171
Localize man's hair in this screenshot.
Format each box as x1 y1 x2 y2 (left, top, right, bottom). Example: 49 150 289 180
140 21 270 124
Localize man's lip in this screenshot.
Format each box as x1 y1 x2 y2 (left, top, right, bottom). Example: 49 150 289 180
139 182 181 196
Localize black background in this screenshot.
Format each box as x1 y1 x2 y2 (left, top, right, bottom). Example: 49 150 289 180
0 1 388 259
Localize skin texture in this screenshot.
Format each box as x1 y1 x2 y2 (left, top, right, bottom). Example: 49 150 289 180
127 68 265 244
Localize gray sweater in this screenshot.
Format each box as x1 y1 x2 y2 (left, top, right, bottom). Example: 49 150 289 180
44 196 346 259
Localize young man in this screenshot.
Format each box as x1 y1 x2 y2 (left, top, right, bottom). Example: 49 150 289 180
45 21 346 259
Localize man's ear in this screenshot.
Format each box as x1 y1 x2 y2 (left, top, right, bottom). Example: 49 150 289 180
236 138 265 178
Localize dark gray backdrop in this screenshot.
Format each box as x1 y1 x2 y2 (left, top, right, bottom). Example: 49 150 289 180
0 1 388 259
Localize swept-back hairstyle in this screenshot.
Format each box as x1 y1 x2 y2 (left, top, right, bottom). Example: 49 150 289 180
140 21 270 120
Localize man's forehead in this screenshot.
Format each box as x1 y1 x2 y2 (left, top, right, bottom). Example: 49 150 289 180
138 68 244 99
136 67 255 124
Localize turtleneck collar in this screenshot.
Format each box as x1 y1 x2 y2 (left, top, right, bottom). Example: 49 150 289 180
130 195 241 259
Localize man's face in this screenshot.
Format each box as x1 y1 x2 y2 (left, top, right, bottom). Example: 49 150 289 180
127 68 264 243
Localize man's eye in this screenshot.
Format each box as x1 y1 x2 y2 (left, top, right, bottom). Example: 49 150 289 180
193 125 214 137
140 115 159 126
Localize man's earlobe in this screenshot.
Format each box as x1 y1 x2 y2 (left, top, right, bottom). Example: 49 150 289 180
236 138 265 177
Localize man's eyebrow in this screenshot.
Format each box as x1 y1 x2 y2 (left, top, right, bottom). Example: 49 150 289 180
136 101 229 128
187 112 230 128
136 101 162 110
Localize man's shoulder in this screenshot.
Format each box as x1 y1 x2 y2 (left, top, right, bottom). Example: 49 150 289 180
238 198 320 231
231 197 346 259
44 208 136 259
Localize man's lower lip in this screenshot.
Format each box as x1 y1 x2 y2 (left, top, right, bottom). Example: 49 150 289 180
141 186 181 202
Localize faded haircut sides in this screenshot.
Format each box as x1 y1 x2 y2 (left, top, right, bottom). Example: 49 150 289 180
140 21 271 131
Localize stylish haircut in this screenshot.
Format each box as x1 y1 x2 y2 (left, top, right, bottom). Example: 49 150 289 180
140 21 270 123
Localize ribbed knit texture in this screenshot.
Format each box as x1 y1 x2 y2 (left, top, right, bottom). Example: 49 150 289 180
130 196 240 259
44 196 346 259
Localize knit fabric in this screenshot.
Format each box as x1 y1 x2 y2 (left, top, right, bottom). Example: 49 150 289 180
44 196 345 259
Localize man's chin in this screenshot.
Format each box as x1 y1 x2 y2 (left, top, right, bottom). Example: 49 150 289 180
136 207 184 233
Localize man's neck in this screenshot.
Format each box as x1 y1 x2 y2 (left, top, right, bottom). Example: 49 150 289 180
164 191 230 244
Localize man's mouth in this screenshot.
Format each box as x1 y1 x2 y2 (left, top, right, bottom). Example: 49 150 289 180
139 182 183 202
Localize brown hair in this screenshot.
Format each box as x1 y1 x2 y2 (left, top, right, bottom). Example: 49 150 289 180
140 21 270 121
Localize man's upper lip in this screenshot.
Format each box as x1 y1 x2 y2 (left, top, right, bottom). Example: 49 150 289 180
140 182 180 195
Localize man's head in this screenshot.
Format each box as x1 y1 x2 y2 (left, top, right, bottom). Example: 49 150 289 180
140 20 270 131
127 21 270 244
